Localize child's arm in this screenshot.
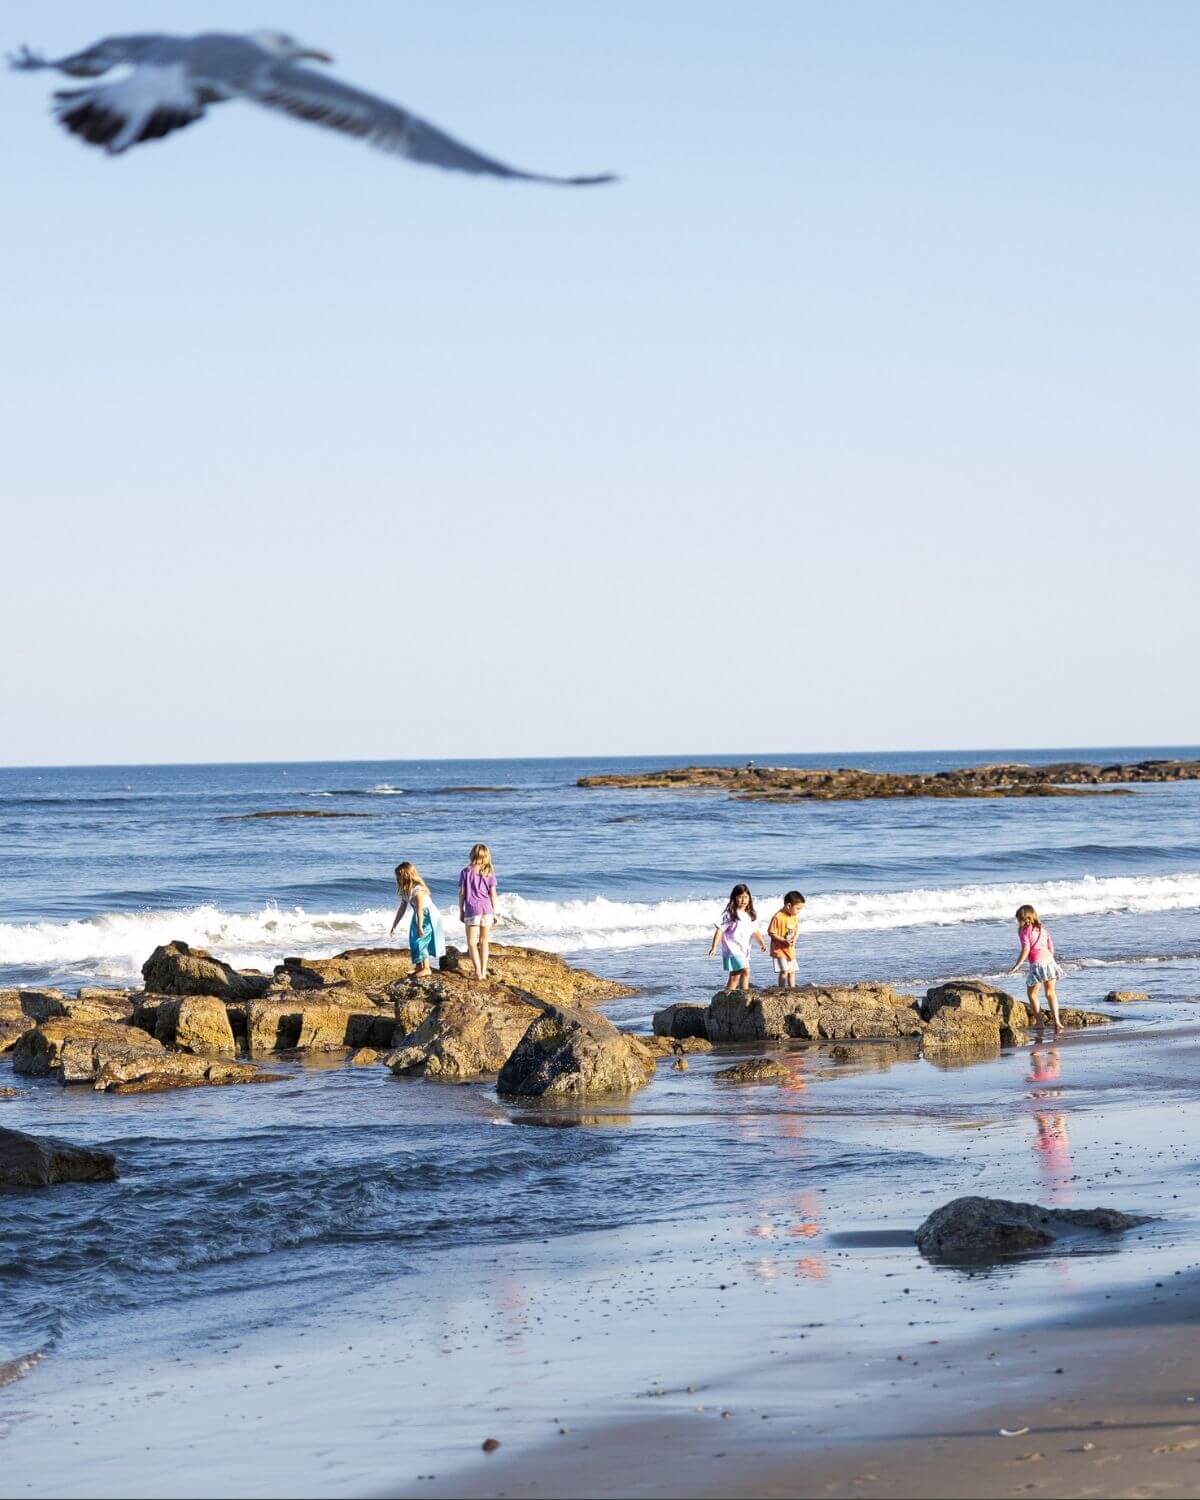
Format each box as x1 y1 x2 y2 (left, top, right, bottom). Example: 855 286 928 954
753 929 768 952
1007 937 1032 975
707 925 721 957
412 886 427 933
458 875 466 924
389 899 409 936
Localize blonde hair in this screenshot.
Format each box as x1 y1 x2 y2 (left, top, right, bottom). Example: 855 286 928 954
469 843 494 876
1015 904 1041 929
395 861 425 897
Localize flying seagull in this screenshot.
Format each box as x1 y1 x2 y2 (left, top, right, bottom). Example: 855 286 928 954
8 29 615 185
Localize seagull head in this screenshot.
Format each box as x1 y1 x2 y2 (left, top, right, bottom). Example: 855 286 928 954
247 30 333 64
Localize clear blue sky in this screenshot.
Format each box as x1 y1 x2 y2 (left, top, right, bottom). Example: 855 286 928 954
2 1 1197 765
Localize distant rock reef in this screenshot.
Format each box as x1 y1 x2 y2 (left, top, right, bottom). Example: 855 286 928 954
577 759 1200 802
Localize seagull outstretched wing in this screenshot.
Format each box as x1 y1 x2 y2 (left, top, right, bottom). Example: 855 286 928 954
247 61 615 185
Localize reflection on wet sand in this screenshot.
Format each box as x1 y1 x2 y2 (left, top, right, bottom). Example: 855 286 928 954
1027 1045 1073 1203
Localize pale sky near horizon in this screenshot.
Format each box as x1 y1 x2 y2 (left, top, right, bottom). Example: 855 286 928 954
2 1 1197 767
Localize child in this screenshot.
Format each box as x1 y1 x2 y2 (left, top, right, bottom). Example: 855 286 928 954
707 883 767 992
767 891 806 989
1007 903 1063 1033
389 861 446 978
459 843 498 981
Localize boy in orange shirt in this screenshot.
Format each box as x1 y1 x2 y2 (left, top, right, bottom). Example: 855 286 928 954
768 891 805 989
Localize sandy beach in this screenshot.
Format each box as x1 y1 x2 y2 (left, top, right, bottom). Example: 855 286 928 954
5 1003 1200 1499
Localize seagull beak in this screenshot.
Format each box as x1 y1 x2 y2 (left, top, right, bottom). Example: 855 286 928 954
299 48 334 64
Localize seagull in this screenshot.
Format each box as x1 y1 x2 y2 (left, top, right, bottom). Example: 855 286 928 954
8 29 615 185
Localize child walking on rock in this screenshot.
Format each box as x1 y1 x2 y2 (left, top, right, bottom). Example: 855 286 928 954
1008 903 1063 1033
708 883 767 992
390 861 446 978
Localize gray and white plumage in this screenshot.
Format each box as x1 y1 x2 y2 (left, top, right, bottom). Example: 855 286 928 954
8 29 615 185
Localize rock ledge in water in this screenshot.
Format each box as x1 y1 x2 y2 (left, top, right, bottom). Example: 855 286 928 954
715 1058 790 1083
0 1127 118 1187
916 1195 1147 1263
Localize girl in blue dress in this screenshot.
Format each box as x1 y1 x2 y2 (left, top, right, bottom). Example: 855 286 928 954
389 861 446 977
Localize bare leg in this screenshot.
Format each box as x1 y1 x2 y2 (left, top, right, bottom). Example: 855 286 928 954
724 970 738 993
1027 981 1043 1024
466 925 484 980
479 924 491 980
1045 977 1063 1032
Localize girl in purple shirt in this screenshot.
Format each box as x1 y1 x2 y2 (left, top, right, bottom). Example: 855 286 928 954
459 843 498 980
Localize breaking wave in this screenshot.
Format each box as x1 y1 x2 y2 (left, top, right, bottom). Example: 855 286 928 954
1 871 1199 985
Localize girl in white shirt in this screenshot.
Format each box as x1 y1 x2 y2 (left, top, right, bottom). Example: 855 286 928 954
707 883 767 992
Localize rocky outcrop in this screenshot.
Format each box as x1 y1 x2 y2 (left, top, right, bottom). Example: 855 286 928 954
386 976 543 1081
142 942 271 1001
274 944 633 1009
916 1196 1147 1263
651 1004 709 1040
1025 1004 1111 1029
245 992 395 1055
578 759 1200 802
0 1127 118 1187
1106 990 1149 1003
922 1011 1002 1061
922 981 1027 1045
93 1054 281 1094
0 991 26 1054
148 996 237 1056
348 1048 383 1067
715 1058 790 1083
444 945 635 1007
16 989 135 1025
705 985 924 1043
12 1019 167 1084
497 1006 657 1098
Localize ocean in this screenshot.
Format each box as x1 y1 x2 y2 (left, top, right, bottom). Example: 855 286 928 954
3 748 1200 1495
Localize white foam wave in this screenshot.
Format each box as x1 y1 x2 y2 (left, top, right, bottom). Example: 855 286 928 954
2 872 1198 985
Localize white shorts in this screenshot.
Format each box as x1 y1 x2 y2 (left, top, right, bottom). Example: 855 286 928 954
773 954 796 976
463 913 494 930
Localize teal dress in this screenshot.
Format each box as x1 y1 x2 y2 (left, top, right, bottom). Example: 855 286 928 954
408 885 446 965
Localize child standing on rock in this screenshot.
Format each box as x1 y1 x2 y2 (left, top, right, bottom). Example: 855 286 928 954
1008 903 1063 1033
768 891 806 988
390 861 446 978
708 884 767 992
459 843 498 981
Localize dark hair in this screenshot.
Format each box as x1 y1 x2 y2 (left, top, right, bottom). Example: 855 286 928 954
784 890 806 906
724 883 756 921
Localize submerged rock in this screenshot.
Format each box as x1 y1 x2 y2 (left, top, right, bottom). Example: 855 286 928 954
715 1058 790 1083
386 977 542 1081
635 1034 714 1058
93 1054 282 1094
348 1048 384 1067
498 1006 656 1098
143 941 271 1001
0 1127 118 1187
916 1195 1147 1263
1106 991 1150 1003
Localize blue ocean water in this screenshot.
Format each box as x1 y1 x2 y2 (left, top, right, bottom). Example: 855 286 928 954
2 748 1200 1429
1 748 1198 993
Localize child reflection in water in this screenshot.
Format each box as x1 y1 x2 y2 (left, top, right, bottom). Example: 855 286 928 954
1028 1046 1073 1200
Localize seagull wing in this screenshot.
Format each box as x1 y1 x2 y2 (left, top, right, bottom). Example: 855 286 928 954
246 61 614 185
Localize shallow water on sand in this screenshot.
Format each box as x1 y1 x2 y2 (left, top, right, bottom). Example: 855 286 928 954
2 750 1199 1494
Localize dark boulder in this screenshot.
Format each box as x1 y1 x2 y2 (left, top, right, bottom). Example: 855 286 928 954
916 1196 1147 1263
0 1127 117 1187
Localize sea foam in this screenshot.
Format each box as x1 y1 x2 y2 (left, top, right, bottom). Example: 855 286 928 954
1 871 1198 985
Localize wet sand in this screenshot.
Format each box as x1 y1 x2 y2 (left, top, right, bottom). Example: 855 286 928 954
407 1264 1200 1500
5 1018 1200 1499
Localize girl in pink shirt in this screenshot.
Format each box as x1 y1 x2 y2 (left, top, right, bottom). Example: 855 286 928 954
1007 903 1063 1033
